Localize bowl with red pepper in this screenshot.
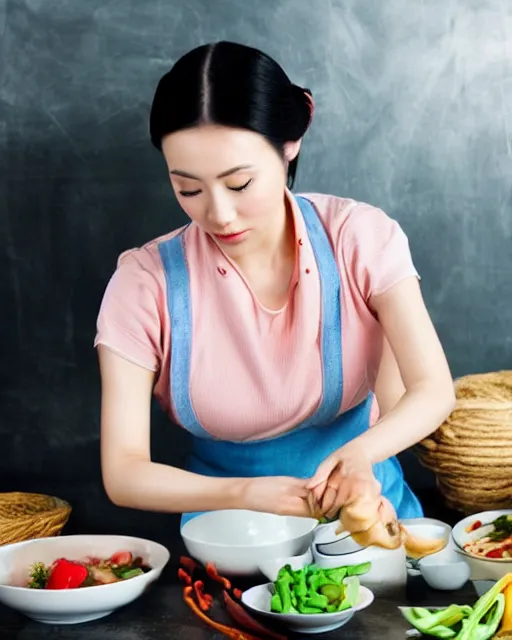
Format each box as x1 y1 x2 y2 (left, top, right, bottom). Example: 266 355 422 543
451 510 512 581
0 534 170 624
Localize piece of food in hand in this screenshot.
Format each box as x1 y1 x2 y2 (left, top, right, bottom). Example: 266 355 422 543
338 496 402 550
337 495 448 557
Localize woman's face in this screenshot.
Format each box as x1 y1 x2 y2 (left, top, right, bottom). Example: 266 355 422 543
161 124 300 258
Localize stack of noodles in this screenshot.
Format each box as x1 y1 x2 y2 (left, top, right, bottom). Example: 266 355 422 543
415 370 512 514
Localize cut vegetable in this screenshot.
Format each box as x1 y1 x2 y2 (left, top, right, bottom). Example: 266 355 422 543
400 572 512 640
269 561 369 615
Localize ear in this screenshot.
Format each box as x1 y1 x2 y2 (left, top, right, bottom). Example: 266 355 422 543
283 139 302 162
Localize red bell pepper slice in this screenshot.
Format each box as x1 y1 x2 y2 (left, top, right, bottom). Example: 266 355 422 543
46 559 88 590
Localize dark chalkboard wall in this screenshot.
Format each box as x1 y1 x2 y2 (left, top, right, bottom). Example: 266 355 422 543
1 0 511 542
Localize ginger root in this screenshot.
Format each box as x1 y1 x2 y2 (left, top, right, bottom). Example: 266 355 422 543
336 495 447 558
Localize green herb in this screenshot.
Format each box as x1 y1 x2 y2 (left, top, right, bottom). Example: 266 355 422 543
27 562 49 589
489 515 512 542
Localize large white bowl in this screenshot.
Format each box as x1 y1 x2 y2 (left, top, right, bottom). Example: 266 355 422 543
0 535 170 624
241 580 374 634
181 510 317 576
451 510 512 580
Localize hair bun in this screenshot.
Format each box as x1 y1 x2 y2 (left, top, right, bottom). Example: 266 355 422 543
291 85 315 133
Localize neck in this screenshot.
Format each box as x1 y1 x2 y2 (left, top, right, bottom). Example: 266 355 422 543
234 196 296 274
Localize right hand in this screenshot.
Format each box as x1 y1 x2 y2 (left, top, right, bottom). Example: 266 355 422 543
240 476 313 517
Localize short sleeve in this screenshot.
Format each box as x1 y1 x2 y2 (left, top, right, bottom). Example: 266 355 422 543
94 251 164 371
344 203 419 302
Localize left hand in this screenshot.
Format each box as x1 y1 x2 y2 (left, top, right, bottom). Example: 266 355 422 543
306 441 381 520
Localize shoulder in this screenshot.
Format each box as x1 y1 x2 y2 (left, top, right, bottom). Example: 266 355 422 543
297 192 403 242
297 192 417 300
114 225 187 280
94 225 188 370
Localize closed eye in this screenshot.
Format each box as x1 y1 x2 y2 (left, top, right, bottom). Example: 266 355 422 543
228 178 252 192
179 189 202 197
179 178 252 198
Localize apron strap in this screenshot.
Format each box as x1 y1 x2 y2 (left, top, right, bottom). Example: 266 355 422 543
293 196 343 429
158 228 210 438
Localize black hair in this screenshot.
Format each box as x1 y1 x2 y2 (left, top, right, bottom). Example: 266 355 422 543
149 41 313 188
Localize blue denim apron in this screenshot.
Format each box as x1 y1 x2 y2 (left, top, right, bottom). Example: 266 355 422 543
158 196 423 528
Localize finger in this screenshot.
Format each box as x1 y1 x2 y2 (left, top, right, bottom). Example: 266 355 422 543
320 485 338 516
306 458 339 490
323 478 367 520
306 491 322 519
311 479 328 503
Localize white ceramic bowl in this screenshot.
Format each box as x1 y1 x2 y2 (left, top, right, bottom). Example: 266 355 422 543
257 548 313 582
0 535 170 624
181 510 318 576
242 581 374 634
451 510 512 580
400 518 452 576
312 521 407 591
418 546 471 590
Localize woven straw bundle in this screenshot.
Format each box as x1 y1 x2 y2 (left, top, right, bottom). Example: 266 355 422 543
415 370 512 514
0 492 71 546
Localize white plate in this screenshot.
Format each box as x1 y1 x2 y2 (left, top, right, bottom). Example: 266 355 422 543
241 581 374 634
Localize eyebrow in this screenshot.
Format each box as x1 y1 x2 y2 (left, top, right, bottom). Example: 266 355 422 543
169 165 253 180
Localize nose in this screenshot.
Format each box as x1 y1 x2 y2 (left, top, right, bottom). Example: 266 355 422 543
206 193 237 229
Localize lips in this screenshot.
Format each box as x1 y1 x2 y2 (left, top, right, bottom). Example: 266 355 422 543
213 230 248 243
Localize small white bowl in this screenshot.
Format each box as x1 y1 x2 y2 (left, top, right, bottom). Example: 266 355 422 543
400 518 452 576
451 510 512 580
0 534 170 624
181 510 317 576
418 547 471 590
241 581 374 634
312 521 407 591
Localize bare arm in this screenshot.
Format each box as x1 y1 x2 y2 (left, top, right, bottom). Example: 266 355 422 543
98 346 245 513
354 277 455 463
373 336 406 418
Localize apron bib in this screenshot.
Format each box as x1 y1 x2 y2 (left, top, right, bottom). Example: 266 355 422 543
158 196 423 528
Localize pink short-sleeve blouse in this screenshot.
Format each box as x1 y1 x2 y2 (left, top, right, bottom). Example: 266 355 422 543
94 191 418 441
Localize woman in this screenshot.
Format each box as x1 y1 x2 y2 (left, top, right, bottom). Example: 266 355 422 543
95 41 455 528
